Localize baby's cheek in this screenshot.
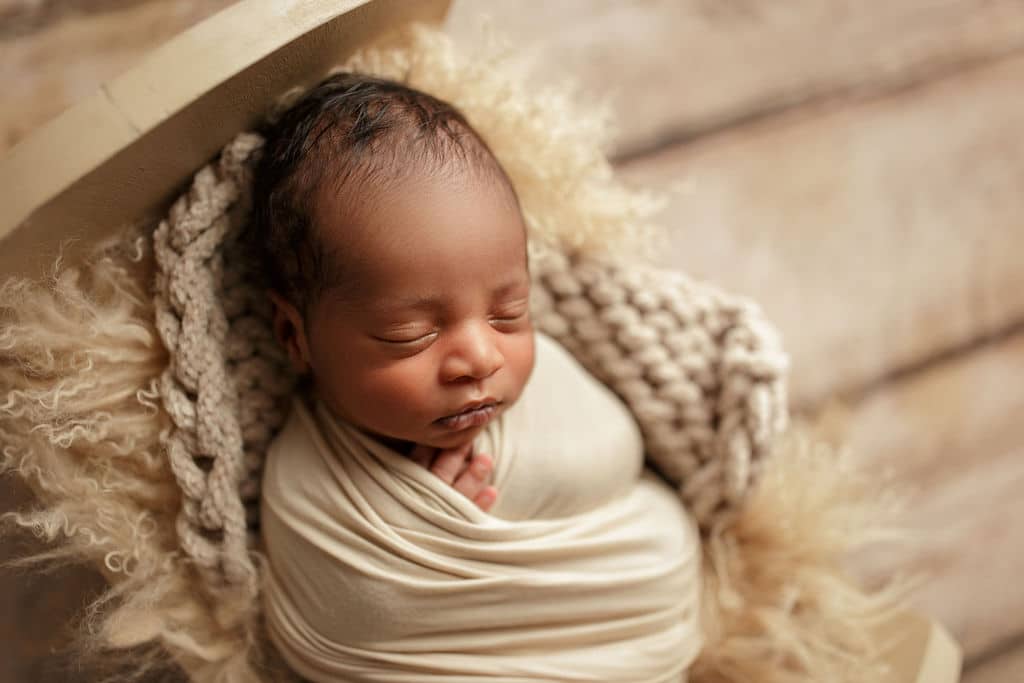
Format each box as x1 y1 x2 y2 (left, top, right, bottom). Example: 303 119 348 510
358 361 439 417
504 331 537 397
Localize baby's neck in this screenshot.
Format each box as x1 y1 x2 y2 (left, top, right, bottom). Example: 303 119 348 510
375 433 416 456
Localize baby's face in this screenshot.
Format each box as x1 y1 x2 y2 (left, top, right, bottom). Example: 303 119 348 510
284 170 536 451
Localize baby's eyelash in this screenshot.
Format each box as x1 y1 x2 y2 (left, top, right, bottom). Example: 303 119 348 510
373 331 437 345
490 311 529 326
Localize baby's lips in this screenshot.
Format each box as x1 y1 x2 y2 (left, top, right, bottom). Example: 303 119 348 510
434 403 499 431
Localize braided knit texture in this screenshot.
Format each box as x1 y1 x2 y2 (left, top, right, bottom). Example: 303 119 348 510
530 247 789 530
152 133 296 594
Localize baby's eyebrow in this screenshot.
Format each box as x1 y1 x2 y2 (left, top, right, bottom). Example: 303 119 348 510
373 294 442 313
492 276 531 298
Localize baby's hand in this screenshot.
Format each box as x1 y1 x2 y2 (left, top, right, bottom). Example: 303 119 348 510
408 443 498 512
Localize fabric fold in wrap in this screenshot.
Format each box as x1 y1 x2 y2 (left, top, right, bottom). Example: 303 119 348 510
261 333 702 682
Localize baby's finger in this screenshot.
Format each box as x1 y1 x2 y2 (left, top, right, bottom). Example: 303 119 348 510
452 454 493 501
408 444 436 469
429 443 473 485
473 486 498 512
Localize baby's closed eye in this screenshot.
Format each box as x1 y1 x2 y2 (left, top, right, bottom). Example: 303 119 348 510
489 300 531 327
373 330 437 345
370 321 438 346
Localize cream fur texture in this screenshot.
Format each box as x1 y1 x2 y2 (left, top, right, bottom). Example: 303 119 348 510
0 23 917 683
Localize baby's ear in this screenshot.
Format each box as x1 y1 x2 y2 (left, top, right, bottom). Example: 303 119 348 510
267 289 311 374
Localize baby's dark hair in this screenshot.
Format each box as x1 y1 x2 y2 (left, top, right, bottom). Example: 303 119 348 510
249 72 516 314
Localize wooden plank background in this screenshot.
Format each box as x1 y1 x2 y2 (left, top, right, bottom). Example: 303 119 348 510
2 1 1022 681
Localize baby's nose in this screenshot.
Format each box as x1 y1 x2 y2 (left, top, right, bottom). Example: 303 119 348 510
441 325 504 383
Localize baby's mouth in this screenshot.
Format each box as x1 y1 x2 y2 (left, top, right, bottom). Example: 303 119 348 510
434 401 501 431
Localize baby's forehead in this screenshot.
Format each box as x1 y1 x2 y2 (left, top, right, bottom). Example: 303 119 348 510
311 160 522 245
304 182 528 309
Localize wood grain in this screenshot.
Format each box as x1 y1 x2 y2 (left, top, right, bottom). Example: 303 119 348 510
837 332 1024 661
0 0 234 151
963 640 1024 683
8 1 1024 158
619 54 1024 406
855 442 1024 662
445 0 1024 158
0 0 153 39
837 333 1024 494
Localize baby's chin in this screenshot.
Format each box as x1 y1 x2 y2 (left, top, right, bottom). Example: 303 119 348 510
353 421 485 455
420 424 488 451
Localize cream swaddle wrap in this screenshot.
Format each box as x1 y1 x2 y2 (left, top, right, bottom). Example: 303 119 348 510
261 333 702 682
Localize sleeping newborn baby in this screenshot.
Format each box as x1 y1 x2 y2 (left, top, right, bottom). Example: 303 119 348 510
252 73 702 682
